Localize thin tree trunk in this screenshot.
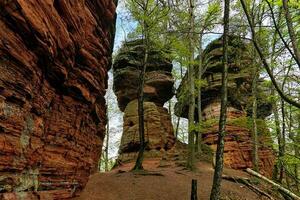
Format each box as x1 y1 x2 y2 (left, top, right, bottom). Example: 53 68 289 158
282 0 300 69
169 100 172 125
175 117 180 139
133 44 148 170
209 0 230 198
240 0 300 109
279 99 286 183
196 32 203 154
268 10 282 181
105 118 109 172
271 85 283 182
186 0 196 171
295 112 300 192
133 4 149 170
278 65 291 182
251 66 259 172
266 1 300 69
250 1 264 173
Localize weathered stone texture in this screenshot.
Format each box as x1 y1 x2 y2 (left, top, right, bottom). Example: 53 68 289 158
0 0 115 199
113 40 175 162
175 36 274 176
113 40 174 111
118 100 175 162
202 103 275 177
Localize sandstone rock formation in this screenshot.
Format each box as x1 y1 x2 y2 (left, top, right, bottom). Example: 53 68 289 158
175 36 275 176
0 0 115 199
113 40 176 162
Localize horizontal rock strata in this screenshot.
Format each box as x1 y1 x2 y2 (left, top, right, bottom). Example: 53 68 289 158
0 0 115 199
113 40 176 162
175 36 274 176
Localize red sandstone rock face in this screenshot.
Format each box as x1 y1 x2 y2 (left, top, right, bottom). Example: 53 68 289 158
113 40 176 161
0 0 115 199
202 103 275 177
118 100 175 162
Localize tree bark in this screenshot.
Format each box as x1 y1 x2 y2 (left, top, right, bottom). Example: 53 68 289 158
105 116 109 172
271 85 283 181
265 1 300 70
282 0 300 68
251 66 259 172
186 0 196 171
133 44 148 170
209 0 230 198
196 32 203 154
246 168 300 200
240 0 300 109
133 2 149 170
175 116 180 139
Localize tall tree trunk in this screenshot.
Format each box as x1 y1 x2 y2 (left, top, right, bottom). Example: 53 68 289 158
295 111 300 191
268 8 283 181
251 66 259 172
105 117 109 172
282 0 300 69
277 65 291 182
187 0 196 171
271 85 283 182
250 0 265 173
240 0 300 109
175 116 180 139
278 99 286 183
209 0 230 198
196 33 203 154
133 45 148 170
169 100 172 125
133 5 149 170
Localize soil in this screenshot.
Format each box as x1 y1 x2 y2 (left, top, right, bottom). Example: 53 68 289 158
75 159 282 200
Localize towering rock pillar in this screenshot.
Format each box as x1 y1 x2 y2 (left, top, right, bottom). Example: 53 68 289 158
175 36 275 177
0 0 115 199
113 40 176 162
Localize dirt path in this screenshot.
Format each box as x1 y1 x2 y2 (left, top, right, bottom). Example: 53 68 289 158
76 159 280 200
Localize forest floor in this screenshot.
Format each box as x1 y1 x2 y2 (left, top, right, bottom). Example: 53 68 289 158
75 159 283 200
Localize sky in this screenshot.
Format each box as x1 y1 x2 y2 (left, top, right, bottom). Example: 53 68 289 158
103 2 131 160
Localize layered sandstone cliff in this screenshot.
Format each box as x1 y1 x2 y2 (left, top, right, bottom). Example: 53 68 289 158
175 36 275 176
0 0 115 199
113 40 176 162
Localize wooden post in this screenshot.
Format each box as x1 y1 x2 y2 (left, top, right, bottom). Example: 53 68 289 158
191 179 198 200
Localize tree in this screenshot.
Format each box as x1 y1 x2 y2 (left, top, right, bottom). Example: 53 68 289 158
128 0 150 171
282 0 300 70
210 0 230 198
126 0 170 171
195 1 221 154
186 0 196 171
240 0 300 109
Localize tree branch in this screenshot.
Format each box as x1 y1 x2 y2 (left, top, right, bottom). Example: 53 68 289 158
240 0 300 109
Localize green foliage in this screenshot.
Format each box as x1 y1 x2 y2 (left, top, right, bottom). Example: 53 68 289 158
195 79 208 89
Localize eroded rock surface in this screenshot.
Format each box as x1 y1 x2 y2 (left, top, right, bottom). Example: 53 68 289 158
175 36 274 176
0 0 115 199
118 100 175 162
113 40 176 162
